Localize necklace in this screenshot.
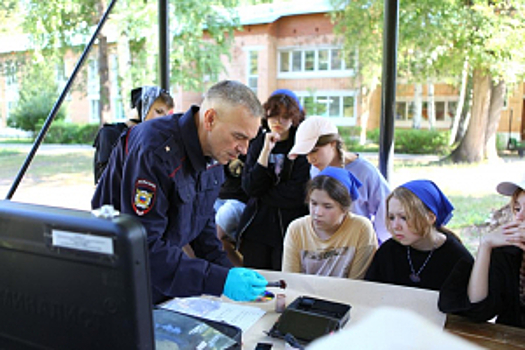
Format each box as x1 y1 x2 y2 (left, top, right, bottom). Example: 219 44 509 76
407 246 434 283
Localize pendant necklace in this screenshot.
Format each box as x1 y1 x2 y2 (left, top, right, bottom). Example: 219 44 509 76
407 246 434 283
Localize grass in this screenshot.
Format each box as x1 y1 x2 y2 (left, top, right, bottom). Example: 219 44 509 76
1 144 521 255
0 149 93 182
0 138 32 144
447 194 508 230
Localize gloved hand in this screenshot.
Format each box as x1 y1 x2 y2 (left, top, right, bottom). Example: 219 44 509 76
223 268 268 301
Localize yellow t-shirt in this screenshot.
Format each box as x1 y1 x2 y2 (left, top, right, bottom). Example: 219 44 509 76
282 213 378 279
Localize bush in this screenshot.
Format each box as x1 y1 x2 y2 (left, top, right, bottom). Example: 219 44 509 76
337 126 361 146
7 61 66 136
496 133 507 152
41 121 99 144
362 128 450 155
367 128 381 144
394 129 450 155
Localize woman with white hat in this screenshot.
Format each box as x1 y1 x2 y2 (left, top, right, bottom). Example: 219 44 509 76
439 179 525 328
288 116 391 244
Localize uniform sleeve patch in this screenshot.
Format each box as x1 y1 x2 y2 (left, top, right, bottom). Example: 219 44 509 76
132 179 157 216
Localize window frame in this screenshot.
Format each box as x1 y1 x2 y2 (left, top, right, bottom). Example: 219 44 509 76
296 90 358 126
395 97 459 128
277 46 357 79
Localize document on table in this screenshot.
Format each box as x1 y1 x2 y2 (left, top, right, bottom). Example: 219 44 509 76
161 296 266 332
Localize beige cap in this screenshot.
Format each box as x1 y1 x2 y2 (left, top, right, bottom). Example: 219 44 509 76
288 116 338 159
496 179 525 196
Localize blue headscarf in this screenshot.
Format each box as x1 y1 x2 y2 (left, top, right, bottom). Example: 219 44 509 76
317 166 362 201
400 180 454 227
271 89 303 111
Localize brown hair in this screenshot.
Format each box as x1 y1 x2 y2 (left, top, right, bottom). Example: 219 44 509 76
262 94 305 129
306 175 352 211
510 188 525 217
315 134 345 167
157 90 175 109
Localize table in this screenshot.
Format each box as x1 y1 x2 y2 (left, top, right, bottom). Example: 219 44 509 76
238 270 446 349
234 271 524 349
445 314 525 350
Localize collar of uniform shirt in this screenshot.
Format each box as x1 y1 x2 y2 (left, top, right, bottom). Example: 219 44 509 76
206 158 219 169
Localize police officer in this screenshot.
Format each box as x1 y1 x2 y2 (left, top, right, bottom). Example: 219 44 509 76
92 80 267 303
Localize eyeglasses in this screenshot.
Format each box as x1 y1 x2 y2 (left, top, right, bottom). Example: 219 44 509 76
267 114 292 123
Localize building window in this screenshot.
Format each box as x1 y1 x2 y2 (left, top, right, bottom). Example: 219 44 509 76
278 47 356 78
297 91 357 126
247 50 259 93
395 98 458 124
55 60 71 101
110 55 125 122
4 61 19 120
88 59 100 123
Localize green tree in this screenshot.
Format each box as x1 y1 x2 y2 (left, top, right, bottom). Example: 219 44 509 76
7 61 66 137
19 0 242 122
449 1 525 162
331 0 525 163
0 0 21 34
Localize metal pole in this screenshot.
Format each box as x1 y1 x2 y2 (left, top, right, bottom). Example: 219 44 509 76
6 0 118 200
378 0 399 182
159 0 170 90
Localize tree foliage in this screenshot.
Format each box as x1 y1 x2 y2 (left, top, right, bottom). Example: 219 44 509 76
331 0 525 162
331 0 525 85
0 0 21 34
7 61 66 136
19 0 242 94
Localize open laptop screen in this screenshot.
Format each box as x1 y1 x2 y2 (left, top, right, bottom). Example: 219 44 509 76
0 200 154 349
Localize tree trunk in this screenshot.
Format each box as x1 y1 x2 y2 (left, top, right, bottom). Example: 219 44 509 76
484 79 506 161
450 60 469 145
97 0 110 125
427 80 435 130
412 83 422 129
455 84 473 145
450 69 491 163
359 82 375 145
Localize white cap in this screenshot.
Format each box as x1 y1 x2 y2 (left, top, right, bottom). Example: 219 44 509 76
496 179 525 196
288 116 338 159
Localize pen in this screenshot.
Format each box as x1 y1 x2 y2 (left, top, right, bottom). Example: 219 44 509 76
266 279 287 289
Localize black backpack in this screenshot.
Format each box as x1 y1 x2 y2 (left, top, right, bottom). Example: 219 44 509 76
93 122 129 184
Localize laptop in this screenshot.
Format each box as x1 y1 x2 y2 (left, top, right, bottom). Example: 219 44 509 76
0 200 154 349
0 200 242 350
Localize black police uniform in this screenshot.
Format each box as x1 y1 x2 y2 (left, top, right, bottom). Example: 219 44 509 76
92 106 232 304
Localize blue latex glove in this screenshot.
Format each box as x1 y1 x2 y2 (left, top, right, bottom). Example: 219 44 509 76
223 268 268 301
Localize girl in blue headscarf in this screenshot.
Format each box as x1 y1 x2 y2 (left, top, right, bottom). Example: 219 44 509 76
365 180 473 291
282 167 378 279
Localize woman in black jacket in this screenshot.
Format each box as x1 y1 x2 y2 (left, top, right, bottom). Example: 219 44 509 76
237 90 310 270
439 179 525 328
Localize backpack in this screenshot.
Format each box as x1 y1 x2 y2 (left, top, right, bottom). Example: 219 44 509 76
93 122 129 184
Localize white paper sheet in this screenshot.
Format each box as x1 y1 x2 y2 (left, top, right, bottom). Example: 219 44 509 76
161 296 266 333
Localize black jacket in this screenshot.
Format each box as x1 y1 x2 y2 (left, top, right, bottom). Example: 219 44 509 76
236 126 309 248
438 246 524 328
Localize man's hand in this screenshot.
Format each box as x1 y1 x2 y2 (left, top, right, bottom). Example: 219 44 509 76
223 268 268 301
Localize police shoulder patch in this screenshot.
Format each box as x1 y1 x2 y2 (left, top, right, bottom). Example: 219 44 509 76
132 178 157 216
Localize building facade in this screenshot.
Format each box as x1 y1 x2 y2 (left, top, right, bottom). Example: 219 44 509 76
1 0 524 141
